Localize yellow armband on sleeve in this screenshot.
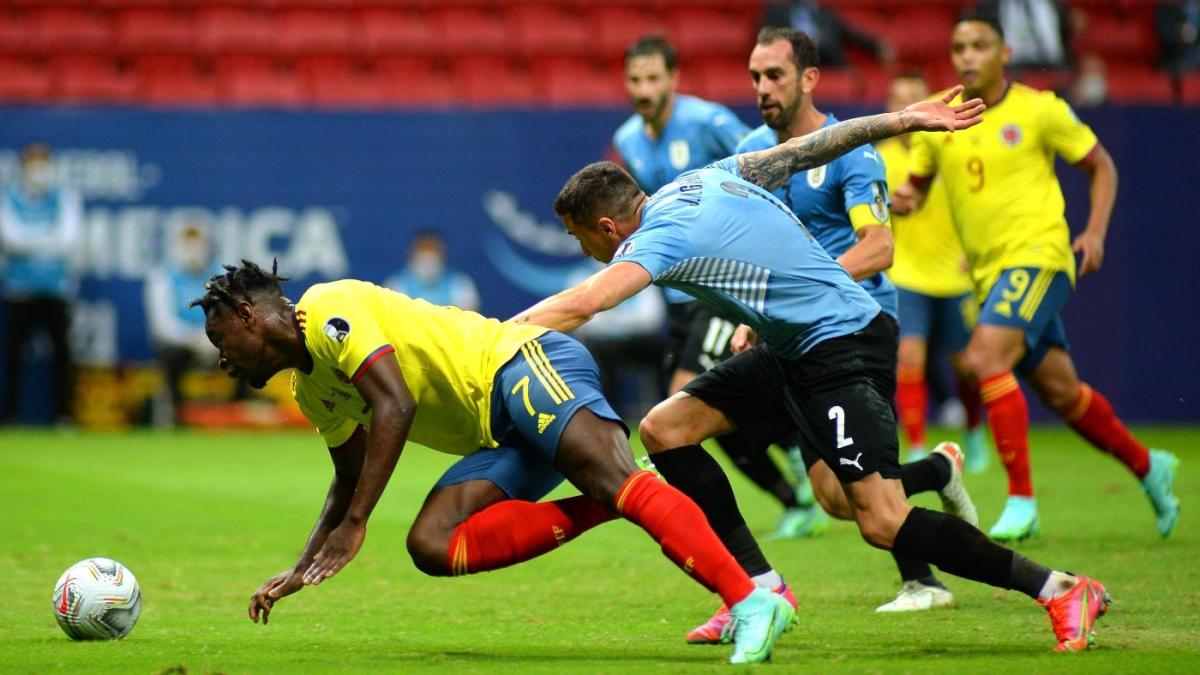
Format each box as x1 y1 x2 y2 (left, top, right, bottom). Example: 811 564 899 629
848 203 890 233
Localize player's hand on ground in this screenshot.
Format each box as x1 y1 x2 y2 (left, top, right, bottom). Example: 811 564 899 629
249 569 302 625
730 324 758 354
890 183 917 215
1072 230 1105 276
304 521 366 585
901 85 986 132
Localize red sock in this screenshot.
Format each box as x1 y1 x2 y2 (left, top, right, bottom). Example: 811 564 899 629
447 496 616 575
896 367 928 448
980 372 1034 497
615 471 755 607
956 374 984 430
1062 383 1150 478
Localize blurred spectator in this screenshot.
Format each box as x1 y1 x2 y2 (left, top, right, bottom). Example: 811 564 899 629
1070 52 1108 107
384 232 480 311
977 0 1072 68
761 1 894 68
1157 0 1200 73
143 221 223 427
1 143 82 426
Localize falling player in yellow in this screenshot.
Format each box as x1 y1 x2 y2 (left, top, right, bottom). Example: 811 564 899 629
190 260 793 664
877 71 988 475
893 14 1179 542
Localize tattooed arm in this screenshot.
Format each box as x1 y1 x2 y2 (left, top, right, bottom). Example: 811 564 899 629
737 85 985 191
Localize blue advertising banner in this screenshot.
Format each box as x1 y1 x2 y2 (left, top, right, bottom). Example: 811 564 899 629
0 105 1197 421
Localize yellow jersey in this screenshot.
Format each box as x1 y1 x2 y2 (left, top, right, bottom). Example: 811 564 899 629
877 136 972 298
292 279 548 452
909 83 1098 299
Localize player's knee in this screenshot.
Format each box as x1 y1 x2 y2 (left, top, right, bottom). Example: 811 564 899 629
638 412 676 453
406 525 452 577
1037 378 1077 414
856 514 900 550
811 479 852 521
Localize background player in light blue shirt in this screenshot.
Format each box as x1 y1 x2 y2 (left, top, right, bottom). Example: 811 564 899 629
613 36 749 196
613 35 751 349
511 96 1104 655
736 27 896 318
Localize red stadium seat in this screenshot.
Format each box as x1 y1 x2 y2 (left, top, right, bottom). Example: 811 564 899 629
506 4 592 57
357 9 440 57
276 10 352 55
1182 73 1200 106
589 7 671 57
382 66 456 108
430 7 509 56
1074 11 1156 61
0 57 53 102
141 69 221 106
889 6 954 62
454 56 537 106
222 68 307 107
814 67 861 104
309 70 393 109
195 7 277 56
29 7 114 54
0 11 32 56
1104 65 1174 103
1012 68 1071 93
668 8 756 59
114 9 195 54
537 57 625 107
55 57 138 103
212 53 281 76
693 56 753 105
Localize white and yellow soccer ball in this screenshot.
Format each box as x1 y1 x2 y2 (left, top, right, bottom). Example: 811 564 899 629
52 558 142 640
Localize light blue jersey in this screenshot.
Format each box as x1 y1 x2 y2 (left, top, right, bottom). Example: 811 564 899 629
735 116 897 317
612 165 880 359
613 94 749 305
0 185 82 299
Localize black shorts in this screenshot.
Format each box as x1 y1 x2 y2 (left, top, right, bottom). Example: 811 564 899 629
682 313 900 483
662 301 737 383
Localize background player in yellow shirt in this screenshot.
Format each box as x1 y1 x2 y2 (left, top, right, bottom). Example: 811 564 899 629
893 14 1179 542
877 71 988 474
191 260 793 664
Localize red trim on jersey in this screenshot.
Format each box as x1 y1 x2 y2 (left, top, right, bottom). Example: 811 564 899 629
1074 143 1100 167
351 344 396 383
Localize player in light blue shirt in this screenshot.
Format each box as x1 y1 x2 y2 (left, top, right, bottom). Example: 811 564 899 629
613 36 751 373
613 36 749 196
512 94 1110 655
736 28 896 318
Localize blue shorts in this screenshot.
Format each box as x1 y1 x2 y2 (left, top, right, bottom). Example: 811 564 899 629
978 267 1072 375
433 332 626 500
896 286 975 352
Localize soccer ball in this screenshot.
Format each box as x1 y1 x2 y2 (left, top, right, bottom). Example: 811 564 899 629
52 557 142 640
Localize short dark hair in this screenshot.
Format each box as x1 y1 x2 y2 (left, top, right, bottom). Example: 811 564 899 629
626 34 677 71
957 10 1005 40
189 259 289 315
554 162 643 228
756 26 820 70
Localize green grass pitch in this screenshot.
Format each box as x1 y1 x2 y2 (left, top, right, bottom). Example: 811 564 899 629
2 426 1198 673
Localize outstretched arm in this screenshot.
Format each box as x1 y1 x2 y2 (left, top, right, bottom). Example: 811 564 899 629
737 85 985 191
303 354 417 584
248 427 367 624
511 261 653 332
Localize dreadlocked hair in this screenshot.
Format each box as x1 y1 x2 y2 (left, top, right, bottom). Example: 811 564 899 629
189 258 290 315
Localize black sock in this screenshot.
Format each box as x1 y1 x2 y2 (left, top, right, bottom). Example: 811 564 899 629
901 453 952 497
718 432 799 509
1010 553 1053 600
891 552 942 587
651 444 772 577
893 507 1034 592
